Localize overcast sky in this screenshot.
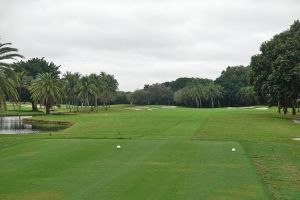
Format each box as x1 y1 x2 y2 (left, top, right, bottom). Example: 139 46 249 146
1 0 299 91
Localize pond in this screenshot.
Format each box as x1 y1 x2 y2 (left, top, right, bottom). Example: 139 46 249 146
0 116 40 134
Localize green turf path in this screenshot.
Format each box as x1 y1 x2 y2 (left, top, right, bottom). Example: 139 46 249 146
0 106 299 199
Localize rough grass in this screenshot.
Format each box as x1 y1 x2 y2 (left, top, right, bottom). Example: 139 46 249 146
0 105 300 199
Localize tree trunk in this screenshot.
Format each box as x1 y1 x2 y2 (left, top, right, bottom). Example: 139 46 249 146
277 101 281 114
199 98 202 108
31 101 38 111
292 100 296 115
19 87 22 112
211 97 214 108
283 106 288 115
195 98 199 108
45 104 51 115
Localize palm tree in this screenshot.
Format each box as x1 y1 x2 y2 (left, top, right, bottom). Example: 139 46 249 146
204 83 223 108
14 70 32 110
99 72 118 109
29 73 63 114
0 70 19 111
0 42 24 68
77 76 97 108
0 41 24 111
88 73 102 107
63 72 81 112
187 80 204 108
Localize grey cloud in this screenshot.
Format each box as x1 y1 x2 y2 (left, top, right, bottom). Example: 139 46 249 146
0 0 299 91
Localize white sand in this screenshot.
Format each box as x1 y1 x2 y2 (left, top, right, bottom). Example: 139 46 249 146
255 107 269 110
292 138 300 141
161 106 177 109
293 119 300 124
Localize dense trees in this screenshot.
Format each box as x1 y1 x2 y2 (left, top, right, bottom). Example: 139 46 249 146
12 58 61 111
163 77 212 91
100 72 119 109
250 20 300 115
61 72 118 111
63 72 81 112
0 44 119 114
130 83 173 105
173 81 223 108
215 66 253 106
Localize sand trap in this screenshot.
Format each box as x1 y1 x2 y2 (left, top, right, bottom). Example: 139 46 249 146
226 106 268 110
226 106 254 109
255 107 269 110
148 108 158 111
161 106 177 109
292 138 300 141
125 106 150 111
23 105 32 108
293 119 300 124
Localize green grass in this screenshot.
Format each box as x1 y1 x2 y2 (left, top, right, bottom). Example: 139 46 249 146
0 103 43 116
0 105 300 199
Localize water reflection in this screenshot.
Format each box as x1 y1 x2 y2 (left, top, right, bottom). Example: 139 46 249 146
0 116 39 134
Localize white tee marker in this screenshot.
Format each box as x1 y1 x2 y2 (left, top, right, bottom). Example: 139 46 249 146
232 148 236 152
116 145 121 149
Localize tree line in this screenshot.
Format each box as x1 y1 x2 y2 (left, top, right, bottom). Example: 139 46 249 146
128 66 256 108
0 55 118 114
1 20 299 114
129 20 300 114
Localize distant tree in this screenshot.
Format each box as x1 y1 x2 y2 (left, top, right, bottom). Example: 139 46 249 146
14 70 32 110
204 83 223 108
12 58 61 111
29 73 63 114
215 66 251 106
237 86 257 106
129 89 149 105
99 72 118 109
78 75 96 107
88 73 102 107
214 84 224 107
250 20 300 115
164 77 212 91
113 91 130 104
63 72 81 111
174 87 192 106
148 83 173 105
187 80 205 108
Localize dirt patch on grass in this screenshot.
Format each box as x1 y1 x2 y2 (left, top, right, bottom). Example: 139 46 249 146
23 118 73 126
281 163 300 189
22 118 73 132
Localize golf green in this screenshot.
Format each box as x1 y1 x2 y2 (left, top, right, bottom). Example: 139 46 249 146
0 139 268 200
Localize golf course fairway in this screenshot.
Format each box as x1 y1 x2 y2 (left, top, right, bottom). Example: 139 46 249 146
0 106 299 200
